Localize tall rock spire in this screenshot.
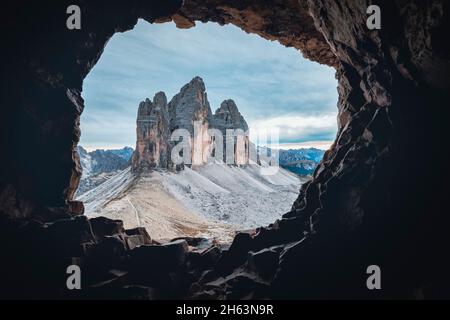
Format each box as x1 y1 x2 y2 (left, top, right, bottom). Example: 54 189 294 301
131 92 170 170
213 99 250 165
168 76 214 134
132 77 250 170
168 76 214 166
213 99 249 132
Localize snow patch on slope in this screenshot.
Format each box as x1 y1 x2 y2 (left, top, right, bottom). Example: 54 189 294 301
78 168 136 213
78 168 234 241
78 164 306 239
160 164 303 229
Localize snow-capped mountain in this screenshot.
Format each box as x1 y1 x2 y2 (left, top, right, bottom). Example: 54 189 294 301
278 148 325 175
257 146 325 175
76 146 133 195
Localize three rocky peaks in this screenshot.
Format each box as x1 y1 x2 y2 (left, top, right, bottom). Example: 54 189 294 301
131 77 250 170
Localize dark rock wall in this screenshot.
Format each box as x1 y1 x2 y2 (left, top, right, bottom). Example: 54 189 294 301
281 0 450 297
0 0 183 218
1 0 449 298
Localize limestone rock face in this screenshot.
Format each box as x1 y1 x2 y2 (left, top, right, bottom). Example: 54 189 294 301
213 100 249 165
168 77 215 166
168 77 214 135
132 92 170 170
214 99 248 132
132 77 250 170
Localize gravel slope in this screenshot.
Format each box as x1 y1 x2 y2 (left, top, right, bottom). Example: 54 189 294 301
78 165 306 241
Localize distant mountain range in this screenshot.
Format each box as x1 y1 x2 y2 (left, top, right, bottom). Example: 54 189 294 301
278 147 325 175
257 146 324 176
76 146 133 195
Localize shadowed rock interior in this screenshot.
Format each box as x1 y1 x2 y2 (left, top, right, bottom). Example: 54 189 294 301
1 0 449 299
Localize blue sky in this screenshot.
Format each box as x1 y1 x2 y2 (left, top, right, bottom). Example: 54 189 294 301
80 19 338 150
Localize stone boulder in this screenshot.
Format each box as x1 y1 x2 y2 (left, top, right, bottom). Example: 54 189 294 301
128 239 189 272
213 99 248 132
89 216 124 239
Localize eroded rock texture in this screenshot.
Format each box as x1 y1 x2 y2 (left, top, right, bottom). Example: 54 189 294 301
1 0 450 299
131 77 250 170
132 92 170 170
0 0 185 219
168 77 215 166
214 100 249 133
214 99 250 165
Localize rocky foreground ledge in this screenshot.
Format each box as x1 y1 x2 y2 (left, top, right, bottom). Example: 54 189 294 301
0 209 308 299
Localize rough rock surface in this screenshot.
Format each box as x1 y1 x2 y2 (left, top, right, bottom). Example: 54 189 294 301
1 0 450 299
132 77 250 170
214 99 248 133
169 77 214 136
132 92 170 170
213 99 250 164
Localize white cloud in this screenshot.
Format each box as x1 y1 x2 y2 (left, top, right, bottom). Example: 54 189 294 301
249 113 337 143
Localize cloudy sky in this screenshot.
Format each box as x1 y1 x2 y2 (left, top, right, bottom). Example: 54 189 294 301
80 19 338 151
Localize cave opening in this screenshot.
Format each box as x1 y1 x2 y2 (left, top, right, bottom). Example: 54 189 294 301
75 19 338 243
3 0 449 300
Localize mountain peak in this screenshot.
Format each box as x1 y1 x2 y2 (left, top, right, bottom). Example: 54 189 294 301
133 78 250 170
216 99 239 114
179 76 206 94
214 99 248 131
168 76 212 135
191 76 204 84
153 91 167 111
